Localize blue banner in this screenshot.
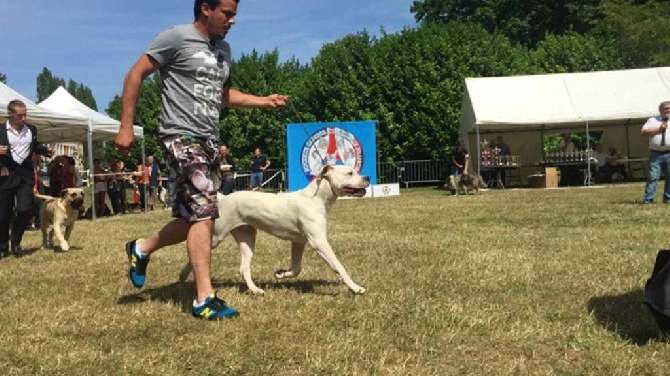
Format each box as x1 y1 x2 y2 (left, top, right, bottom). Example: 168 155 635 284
286 121 377 191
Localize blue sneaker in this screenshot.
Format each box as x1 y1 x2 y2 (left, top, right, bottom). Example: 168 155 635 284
192 292 239 320
125 239 149 288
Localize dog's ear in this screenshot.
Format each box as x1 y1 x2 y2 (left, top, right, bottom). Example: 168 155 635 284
61 189 68 198
319 164 333 178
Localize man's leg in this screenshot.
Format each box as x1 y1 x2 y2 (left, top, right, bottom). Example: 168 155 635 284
222 177 234 195
662 155 670 203
644 153 661 203
11 183 34 256
0 189 15 257
138 184 147 211
187 220 215 302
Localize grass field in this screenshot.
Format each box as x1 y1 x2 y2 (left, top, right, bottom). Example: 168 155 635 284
2 183 670 375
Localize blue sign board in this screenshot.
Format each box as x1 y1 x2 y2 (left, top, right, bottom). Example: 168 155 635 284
286 121 377 191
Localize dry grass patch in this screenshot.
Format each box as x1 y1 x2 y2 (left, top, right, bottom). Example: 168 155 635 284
2 184 670 375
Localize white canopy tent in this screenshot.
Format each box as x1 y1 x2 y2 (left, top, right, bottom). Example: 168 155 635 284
39 86 146 219
0 81 90 142
39 86 144 141
459 67 670 183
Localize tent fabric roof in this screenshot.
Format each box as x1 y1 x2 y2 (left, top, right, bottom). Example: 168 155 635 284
39 86 144 140
0 81 93 143
459 67 670 134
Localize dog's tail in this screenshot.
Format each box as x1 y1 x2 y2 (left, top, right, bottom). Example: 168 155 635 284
34 193 58 201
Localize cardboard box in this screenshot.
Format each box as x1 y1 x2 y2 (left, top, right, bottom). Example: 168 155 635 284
544 167 558 188
527 167 558 188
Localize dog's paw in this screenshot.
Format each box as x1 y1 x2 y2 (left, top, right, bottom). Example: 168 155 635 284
59 243 70 252
249 287 265 295
350 284 366 294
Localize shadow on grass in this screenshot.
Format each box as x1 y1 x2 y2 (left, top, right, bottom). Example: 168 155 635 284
587 288 662 345
608 199 646 205
117 279 340 314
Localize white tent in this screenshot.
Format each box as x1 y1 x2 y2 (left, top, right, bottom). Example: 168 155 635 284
39 86 144 141
39 86 146 219
0 81 90 142
459 67 670 182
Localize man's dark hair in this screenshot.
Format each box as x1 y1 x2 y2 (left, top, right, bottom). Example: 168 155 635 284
194 0 239 19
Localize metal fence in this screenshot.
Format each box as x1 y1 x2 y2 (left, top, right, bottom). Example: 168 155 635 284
232 169 286 191
377 159 449 188
232 160 449 192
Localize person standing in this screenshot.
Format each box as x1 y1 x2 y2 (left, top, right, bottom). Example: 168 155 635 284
451 141 469 175
92 159 108 217
641 101 670 204
114 0 289 320
219 144 235 195
134 159 150 212
0 100 53 258
147 155 161 210
248 147 270 191
495 135 511 185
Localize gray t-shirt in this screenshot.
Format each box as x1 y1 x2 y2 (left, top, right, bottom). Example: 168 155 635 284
145 24 232 139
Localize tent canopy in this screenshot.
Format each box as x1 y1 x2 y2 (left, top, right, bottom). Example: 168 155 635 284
39 86 143 141
0 81 91 143
458 67 670 173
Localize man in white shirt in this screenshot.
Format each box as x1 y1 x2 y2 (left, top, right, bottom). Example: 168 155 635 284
0 100 53 258
641 101 670 204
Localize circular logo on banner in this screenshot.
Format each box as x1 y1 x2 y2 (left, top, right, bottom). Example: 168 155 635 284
301 127 363 181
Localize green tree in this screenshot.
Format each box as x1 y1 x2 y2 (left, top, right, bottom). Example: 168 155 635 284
220 49 306 168
106 74 162 167
302 22 533 162
593 0 670 68
36 67 65 102
410 0 602 47
36 67 98 110
531 32 624 73
0 70 6 83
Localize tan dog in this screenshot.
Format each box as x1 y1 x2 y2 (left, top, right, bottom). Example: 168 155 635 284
35 188 85 251
178 164 370 295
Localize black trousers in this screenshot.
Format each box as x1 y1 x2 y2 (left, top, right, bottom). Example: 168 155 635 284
221 177 234 195
0 180 34 247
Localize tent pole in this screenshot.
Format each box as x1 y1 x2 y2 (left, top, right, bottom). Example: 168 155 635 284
475 124 481 175
625 119 631 158
586 121 592 186
142 139 147 213
87 119 96 220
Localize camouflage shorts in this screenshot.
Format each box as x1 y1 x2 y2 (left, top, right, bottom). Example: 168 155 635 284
160 135 221 222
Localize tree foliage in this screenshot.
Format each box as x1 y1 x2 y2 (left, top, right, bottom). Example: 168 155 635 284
300 23 533 162
410 0 602 47
220 49 305 168
0 70 6 84
106 75 162 167
531 32 624 73
36 67 98 110
593 0 670 67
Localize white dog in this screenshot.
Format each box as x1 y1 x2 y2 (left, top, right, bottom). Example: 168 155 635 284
178 164 370 295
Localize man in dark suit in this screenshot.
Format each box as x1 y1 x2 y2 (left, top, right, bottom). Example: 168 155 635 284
0 100 53 258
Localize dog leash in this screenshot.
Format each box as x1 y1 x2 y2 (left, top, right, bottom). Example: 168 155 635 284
288 101 326 165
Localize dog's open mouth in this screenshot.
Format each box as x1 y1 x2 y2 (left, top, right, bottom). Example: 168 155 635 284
70 198 85 209
342 186 367 197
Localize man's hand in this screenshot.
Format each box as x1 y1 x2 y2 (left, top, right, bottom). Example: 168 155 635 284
264 94 289 109
115 128 135 156
463 170 469 175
